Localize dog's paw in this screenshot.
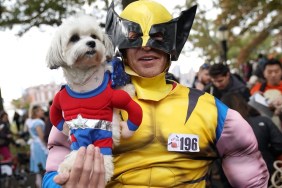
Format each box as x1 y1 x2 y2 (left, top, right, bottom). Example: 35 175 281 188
58 150 78 174
103 155 114 183
120 121 135 139
58 163 71 174
121 84 135 97
112 109 121 146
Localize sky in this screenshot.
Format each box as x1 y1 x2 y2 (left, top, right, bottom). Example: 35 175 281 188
0 0 215 108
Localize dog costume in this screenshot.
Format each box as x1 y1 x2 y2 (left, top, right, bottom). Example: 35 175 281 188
50 70 142 155
46 14 142 182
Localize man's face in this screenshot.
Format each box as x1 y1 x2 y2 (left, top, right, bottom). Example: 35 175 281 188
211 73 230 90
125 47 168 78
263 64 282 86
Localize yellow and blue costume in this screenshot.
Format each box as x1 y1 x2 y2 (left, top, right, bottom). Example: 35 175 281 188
105 1 268 187
105 66 268 187
42 1 269 187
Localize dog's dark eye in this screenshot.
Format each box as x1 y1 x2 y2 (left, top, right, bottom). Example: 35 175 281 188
70 34 80 43
91 34 97 39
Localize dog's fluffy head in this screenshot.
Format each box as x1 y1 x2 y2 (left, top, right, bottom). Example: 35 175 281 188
46 14 114 70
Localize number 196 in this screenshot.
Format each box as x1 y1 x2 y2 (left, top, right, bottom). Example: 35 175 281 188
179 137 198 151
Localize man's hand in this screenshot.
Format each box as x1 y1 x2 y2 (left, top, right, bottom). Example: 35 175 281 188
54 145 105 188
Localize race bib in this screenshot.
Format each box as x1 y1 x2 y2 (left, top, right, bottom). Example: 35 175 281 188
167 133 199 152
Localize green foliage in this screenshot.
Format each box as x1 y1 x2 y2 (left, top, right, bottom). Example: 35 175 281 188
0 0 281 64
188 0 282 64
11 98 30 110
0 0 102 35
216 0 281 64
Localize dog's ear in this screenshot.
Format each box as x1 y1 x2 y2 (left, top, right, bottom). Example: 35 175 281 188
103 34 114 61
46 32 64 69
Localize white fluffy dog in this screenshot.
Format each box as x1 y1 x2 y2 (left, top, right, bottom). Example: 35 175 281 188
46 14 142 182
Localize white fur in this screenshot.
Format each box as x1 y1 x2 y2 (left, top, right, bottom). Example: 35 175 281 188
46 14 118 182
112 109 121 146
46 14 114 91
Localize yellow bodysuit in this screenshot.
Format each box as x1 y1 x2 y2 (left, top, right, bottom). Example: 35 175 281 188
43 69 268 188
106 70 268 187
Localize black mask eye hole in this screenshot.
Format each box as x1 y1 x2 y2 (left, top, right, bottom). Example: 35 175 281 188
128 31 141 40
151 32 164 41
91 34 97 39
70 34 80 43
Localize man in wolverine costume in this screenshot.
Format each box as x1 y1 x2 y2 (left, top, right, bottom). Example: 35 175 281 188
43 0 269 187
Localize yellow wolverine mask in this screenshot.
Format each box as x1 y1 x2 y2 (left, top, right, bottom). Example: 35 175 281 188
105 0 197 61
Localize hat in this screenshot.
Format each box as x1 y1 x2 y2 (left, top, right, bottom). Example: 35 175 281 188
105 0 197 61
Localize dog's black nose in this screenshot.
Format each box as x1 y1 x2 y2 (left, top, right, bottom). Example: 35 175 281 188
86 41 96 48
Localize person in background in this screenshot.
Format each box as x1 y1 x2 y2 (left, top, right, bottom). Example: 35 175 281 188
0 111 14 162
43 100 53 143
28 105 48 188
18 111 30 142
205 63 250 101
221 93 282 186
250 58 282 95
192 63 211 91
42 1 269 187
250 58 282 130
253 53 269 82
13 111 21 133
240 60 253 83
247 54 268 89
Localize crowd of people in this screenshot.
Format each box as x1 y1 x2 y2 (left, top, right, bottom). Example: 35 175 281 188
0 102 52 187
1 0 281 188
191 56 282 187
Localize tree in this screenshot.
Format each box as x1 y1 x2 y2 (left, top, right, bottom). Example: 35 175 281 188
183 0 221 62
189 0 282 65
0 0 114 35
1 0 280 64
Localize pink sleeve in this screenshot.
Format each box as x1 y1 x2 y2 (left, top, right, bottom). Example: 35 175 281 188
217 109 269 187
45 126 71 172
